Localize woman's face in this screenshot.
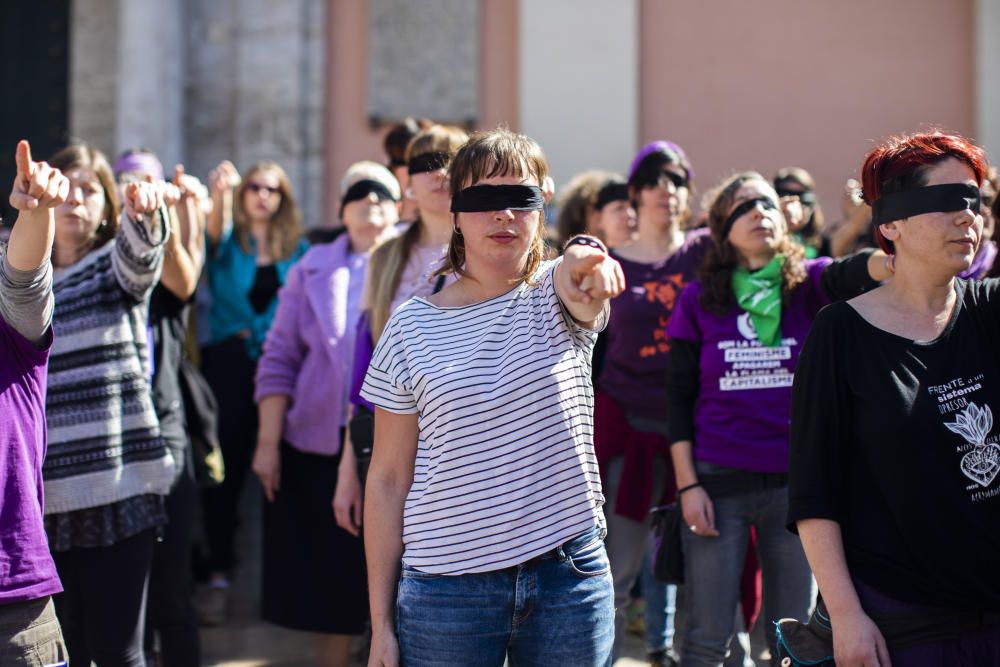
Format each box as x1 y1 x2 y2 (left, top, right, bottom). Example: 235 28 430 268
594 200 636 249
636 162 689 228
342 192 399 243
454 172 541 273
242 169 283 221
725 180 786 264
55 167 107 249
408 165 451 217
880 157 982 273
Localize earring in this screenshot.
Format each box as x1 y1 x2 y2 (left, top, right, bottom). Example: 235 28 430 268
405 187 414 199
453 223 462 236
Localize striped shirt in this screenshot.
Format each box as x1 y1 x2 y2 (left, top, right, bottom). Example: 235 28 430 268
361 259 607 575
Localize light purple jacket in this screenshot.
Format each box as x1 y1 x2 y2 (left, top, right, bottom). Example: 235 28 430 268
255 234 365 456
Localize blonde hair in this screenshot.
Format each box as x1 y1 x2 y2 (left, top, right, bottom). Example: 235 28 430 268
233 161 303 260
340 161 400 200
437 128 550 286
366 125 469 341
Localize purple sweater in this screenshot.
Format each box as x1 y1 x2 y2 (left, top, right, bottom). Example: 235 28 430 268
255 235 367 455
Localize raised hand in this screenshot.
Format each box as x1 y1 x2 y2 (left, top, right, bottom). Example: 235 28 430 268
124 181 165 220
162 182 182 209
560 248 626 304
9 140 69 212
173 164 208 202
208 160 241 195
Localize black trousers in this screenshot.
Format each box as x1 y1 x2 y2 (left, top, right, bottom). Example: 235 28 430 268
53 529 155 667
200 336 259 573
147 456 200 666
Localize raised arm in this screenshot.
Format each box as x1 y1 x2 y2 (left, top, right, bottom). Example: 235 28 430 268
554 236 625 328
1 140 68 345
111 181 170 302
206 160 240 246
158 165 208 300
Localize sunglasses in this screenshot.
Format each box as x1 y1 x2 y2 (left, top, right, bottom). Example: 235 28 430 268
650 170 688 190
775 186 816 205
247 182 279 195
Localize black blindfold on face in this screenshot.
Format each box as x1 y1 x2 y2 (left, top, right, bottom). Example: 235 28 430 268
595 182 629 211
871 183 980 226
722 197 778 238
339 179 396 217
450 184 545 213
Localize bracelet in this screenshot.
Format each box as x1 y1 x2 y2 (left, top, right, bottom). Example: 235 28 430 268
563 234 607 255
884 253 896 275
677 482 702 496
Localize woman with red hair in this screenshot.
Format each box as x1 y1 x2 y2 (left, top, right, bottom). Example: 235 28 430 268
790 131 1000 665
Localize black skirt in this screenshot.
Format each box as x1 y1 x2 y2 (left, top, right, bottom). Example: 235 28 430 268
261 440 368 634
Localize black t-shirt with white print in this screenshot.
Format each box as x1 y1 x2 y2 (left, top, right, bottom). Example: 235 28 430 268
789 278 1000 611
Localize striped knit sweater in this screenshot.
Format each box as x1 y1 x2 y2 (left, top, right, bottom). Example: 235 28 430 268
43 210 176 515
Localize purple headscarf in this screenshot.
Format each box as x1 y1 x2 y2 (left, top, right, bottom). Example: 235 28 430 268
627 140 694 186
112 151 164 182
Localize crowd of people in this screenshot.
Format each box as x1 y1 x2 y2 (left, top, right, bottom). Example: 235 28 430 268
2 118 1000 667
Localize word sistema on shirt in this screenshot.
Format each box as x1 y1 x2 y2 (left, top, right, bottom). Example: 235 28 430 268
362 259 607 575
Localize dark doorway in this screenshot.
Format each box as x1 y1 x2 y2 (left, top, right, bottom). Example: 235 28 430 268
0 2 70 230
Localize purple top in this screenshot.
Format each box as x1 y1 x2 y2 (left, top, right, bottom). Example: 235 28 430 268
667 258 832 472
597 230 708 420
255 234 367 455
0 317 61 603
959 240 997 280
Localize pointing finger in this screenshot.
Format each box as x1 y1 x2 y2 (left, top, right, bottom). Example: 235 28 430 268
15 140 33 178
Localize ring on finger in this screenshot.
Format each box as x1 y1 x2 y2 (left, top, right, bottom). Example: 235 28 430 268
689 524 698 533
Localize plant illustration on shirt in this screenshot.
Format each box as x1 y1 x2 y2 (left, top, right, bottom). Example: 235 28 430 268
944 402 1000 488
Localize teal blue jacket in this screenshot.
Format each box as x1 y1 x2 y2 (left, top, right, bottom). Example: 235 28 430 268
206 226 309 359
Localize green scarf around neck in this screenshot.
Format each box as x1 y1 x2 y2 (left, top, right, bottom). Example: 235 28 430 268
732 254 784 347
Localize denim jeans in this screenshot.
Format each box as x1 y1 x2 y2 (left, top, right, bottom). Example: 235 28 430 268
0 596 68 666
679 463 813 667
642 541 677 652
395 526 615 666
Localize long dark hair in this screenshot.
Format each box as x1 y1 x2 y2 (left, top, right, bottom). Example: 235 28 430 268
698 172 807 315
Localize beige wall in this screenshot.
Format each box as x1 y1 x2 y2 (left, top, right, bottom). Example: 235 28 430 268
639 0 975 219
324 0 518 220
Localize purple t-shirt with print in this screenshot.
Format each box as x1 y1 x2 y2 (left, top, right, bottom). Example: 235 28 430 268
598 230 709 420
0 316 61 603
666 258 832 472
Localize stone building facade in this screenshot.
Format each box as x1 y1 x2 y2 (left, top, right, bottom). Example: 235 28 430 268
70 0 327 227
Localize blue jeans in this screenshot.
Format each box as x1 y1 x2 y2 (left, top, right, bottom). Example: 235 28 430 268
396 526 615 666
643 541 677 652
680 464 813 667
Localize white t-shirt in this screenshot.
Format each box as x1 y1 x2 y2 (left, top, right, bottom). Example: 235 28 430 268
361 259 608 575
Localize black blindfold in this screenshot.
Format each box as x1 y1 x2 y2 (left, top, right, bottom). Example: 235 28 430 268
450 184 545 213
872 183 980 226
722 197 777 238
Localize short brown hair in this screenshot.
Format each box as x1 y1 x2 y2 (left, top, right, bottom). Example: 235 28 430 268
384 117 433 167
440 128 550 284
